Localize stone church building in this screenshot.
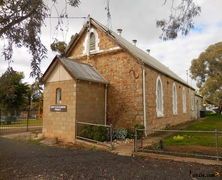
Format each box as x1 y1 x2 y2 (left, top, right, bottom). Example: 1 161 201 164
42 18 202 142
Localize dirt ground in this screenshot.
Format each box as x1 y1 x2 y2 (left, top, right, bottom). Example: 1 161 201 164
0 137 222 180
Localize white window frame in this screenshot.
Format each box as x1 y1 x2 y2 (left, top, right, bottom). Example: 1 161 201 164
156 76 164 117
182 87 187 113
172 83 178 115
56 88 62 104
83 28 100 55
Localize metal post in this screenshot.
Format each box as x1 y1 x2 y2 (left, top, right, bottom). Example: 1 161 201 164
110 124 113 150
215 129 219 161
26 112 29 132
141 136 144 150
134 128 138 152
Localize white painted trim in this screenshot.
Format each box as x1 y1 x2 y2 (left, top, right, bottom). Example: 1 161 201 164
83 27 100 55
172 82 178 115
104 85 108 125
156 76 164 117
142 68 147 134
70 46 121 59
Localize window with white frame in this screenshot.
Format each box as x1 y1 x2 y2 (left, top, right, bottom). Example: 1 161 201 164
182 87 187 113
83 28 100 54
56 88 62 104
156 76 164 117
172 83 177 115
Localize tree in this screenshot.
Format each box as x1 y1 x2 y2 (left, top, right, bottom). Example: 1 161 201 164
190 42 222 113
0 0 80 79
50 40 67 55
1 0 200 78
0 68 30 116
157 0 201 40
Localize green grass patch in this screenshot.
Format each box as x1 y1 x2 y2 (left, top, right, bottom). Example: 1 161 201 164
0 119 42 127
163 114 222 147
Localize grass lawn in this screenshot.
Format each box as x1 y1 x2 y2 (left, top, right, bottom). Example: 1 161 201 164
0 119 42 128
163 114 222 147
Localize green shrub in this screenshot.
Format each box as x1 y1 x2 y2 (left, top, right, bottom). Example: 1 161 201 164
134 124 145 139
113 128 128 140
126 128 134 139
79 125 108 142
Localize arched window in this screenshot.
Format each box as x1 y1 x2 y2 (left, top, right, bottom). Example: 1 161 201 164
89 32 96 51
156 76 164 117
182 87 186 113
56 88 62 104
172 83 177 115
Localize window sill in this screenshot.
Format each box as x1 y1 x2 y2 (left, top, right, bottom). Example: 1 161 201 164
157 112 164 118
89 50 99 54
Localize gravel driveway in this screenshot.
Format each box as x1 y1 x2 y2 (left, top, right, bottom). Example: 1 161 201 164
0 137 221 180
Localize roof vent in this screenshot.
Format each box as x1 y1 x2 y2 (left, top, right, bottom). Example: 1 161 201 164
146 49 151 54
117 29 123 36
132 39 137 46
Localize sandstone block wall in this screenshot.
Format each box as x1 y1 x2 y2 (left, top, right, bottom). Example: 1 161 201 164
76 81 106 124
67 23 197 131
145 67 194 131
68 25 144 129
43 80 76 142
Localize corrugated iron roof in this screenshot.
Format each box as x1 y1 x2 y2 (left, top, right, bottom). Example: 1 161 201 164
42 56 108 84
59 57 108 84
90 18 194 89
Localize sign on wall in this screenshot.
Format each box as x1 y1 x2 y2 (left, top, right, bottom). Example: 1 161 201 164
50 105 67 112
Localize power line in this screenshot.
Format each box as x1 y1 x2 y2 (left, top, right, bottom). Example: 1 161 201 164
46 16 87 19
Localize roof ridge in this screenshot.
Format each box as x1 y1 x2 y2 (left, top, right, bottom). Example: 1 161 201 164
89 18 194 89
59 56 93 67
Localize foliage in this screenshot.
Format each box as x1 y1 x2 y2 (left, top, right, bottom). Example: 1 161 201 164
190 42 222 112
50 40 67 55
0 0 80 79
126 128 134 139
157 0 201 40
113 128 128 140
164 114 222 147
0 68 29 115
79 125 108 142
1 0 203 78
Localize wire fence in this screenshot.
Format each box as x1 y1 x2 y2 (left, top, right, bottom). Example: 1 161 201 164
76 121 113 149
134 128 222 161
0 115 42 135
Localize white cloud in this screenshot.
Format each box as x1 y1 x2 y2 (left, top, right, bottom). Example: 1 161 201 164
0 0 222 88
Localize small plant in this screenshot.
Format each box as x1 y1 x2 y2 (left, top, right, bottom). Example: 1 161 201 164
79 125 108 142
153 140 164 150
113 128 128 140
126 128 134 139
134 124 145 139
173 135 184 141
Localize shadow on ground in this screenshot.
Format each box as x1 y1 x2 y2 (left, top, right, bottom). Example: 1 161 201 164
0 137 221 180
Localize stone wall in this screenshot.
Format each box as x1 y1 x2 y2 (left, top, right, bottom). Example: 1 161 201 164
68 25 144 129
145 67 194 131
76 81 106 124
67 23 197 130
43 80 76 142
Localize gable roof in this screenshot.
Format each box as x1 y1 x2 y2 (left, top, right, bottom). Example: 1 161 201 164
65 18 194 90
41 56 108 84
